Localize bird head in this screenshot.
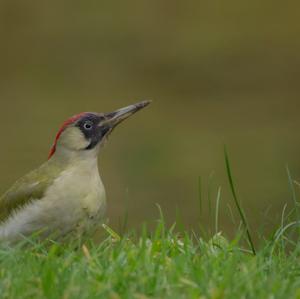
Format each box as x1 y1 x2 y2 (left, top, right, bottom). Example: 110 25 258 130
48 100 151 160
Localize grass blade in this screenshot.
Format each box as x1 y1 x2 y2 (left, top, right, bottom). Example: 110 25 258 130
215 187 222 234
286 165 299 219
224 145 256 255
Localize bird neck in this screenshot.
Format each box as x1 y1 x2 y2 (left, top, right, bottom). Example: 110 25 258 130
49 144 100 169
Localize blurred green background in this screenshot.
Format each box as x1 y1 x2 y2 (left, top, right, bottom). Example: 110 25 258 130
0 1 299 238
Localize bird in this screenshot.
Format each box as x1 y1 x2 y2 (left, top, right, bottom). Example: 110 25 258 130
0 100 151 243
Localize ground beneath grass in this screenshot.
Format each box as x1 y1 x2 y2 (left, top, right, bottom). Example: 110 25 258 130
0 228 300 299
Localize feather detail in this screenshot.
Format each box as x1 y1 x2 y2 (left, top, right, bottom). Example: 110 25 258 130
48 113 87 159
0 161 63 223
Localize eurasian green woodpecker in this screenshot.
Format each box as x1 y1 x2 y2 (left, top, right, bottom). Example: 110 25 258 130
0 101 150 243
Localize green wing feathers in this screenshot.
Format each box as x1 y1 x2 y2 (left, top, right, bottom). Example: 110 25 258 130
0 162 62 223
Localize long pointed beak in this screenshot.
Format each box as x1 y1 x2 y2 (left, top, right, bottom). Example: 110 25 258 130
102 100 151 128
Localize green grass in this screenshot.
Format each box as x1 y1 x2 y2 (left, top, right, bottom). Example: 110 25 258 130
1 225 300 299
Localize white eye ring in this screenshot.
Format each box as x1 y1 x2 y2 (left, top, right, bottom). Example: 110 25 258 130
84 121 93 130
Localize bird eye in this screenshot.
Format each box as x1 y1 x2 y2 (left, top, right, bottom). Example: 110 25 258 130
83 121 93 130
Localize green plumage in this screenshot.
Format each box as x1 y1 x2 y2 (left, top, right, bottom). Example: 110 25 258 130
0 161 63 223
